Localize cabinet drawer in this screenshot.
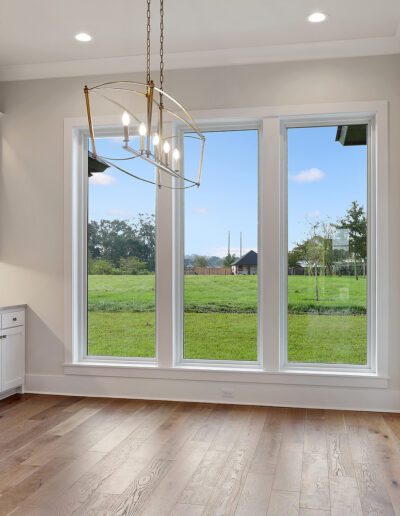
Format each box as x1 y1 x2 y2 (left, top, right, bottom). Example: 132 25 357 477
2 310 25 329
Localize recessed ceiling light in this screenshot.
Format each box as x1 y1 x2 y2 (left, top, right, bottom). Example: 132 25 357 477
75 33 92 42
308 12 327 23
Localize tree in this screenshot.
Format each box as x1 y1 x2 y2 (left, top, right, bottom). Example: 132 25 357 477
194 255 208 268
288 245 305 269
223 253 237 267
87 214 156 273
119 257 148 275
338 201 367 280
88 259 115 275
303 223 325 301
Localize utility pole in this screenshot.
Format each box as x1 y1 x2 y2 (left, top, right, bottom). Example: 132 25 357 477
240 232 243 257
228 231 231 257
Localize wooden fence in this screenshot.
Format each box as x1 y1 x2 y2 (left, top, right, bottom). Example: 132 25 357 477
185 267 232 276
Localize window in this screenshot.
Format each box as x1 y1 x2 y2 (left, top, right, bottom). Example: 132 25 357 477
87 137 156 359
67 101 387 382
180 128 260 362
284 123 370 367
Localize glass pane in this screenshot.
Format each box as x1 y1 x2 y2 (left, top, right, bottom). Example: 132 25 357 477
183 130 259 361
287 125 368 364
87 137 156 357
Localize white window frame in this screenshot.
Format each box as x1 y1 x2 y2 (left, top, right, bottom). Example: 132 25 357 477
280 115 376 374
172 121 263 369
64 100 388 388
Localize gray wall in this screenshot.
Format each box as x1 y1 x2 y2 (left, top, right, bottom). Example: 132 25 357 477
0 55 399 388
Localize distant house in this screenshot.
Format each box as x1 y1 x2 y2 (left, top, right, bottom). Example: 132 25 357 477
232 250 257 275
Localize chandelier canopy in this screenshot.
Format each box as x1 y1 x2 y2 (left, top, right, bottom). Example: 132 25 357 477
84 0 205 190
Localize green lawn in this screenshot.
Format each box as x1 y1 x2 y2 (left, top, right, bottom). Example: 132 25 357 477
88 274 366 313
88 274 367 364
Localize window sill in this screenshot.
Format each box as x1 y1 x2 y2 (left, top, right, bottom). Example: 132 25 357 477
64 362 388 389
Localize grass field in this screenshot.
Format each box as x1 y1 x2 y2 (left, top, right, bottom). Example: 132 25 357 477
88 274 367 364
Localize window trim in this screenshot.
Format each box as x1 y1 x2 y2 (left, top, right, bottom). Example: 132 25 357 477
172 121 263 368
279 115 376 374
64 100 388 384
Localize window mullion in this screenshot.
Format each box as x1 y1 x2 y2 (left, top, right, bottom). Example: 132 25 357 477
261 117 281 372
156 122 174 368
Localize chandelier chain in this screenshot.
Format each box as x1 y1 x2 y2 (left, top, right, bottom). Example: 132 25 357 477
159 0 164 98
146 0 151 84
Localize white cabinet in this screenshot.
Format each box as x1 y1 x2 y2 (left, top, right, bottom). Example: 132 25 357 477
0 306 26 396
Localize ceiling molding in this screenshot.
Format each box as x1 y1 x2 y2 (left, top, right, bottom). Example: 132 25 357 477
1 34 400 82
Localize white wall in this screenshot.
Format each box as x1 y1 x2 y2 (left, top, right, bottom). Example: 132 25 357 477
0 55 399 409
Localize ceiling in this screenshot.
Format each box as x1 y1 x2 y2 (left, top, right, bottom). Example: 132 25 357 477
0 0 400 81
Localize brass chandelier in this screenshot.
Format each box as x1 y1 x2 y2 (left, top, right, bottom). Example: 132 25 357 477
84 0 205 189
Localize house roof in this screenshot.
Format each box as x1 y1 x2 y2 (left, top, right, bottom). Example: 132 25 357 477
232 250 257 267
335 124 367 146
88 151 110 177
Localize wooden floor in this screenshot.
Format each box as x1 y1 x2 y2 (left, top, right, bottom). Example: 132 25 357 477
0 396 399 515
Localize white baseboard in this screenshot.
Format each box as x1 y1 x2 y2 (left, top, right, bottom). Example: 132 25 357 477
25 373 400 412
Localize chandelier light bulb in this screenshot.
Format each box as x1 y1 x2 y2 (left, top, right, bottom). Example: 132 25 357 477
163 141 171 154
153 133 160 146
139 123 147 136
173 148 180 171
122 112 130 126
139 123 146 151
122 112 130 142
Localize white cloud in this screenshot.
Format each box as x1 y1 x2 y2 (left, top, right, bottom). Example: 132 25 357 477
291 168 325 184
195 207 208 216
89 173 116 186
304 210 321 219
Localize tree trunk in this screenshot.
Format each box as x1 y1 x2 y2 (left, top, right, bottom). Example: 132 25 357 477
354 254 358 280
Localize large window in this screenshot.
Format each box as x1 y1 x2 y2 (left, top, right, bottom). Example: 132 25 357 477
182 129 259 362
87 137 156 358
286 124 368 366
68 102 387 382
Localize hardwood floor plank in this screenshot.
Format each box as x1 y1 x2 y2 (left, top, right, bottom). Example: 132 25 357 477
0 456 72 515
18 451 105 509
110 457 174 515
355 462 396 515
272 441 303 492
267 490 299 516
234 472 273 516
327 433 355 478
329 476 363 516
304 410 327 455
203 407 267 515
170 504 205 515
178 449 230 505
300 452 330 511
141 440 210 515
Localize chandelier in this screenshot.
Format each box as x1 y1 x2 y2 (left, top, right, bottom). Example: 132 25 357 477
83 0 205 190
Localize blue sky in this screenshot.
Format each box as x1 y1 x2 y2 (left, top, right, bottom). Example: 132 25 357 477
288 126 367 249
89 126 366 256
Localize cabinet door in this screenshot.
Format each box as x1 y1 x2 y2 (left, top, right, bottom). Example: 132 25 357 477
1 325 25 391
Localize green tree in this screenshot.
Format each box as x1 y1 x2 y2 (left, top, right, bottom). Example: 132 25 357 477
338 201 367 280
223 253 237 267
119 257 148 275
194 255 208 268
288 244 306 269
88 259 115 275
87 214 156 272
